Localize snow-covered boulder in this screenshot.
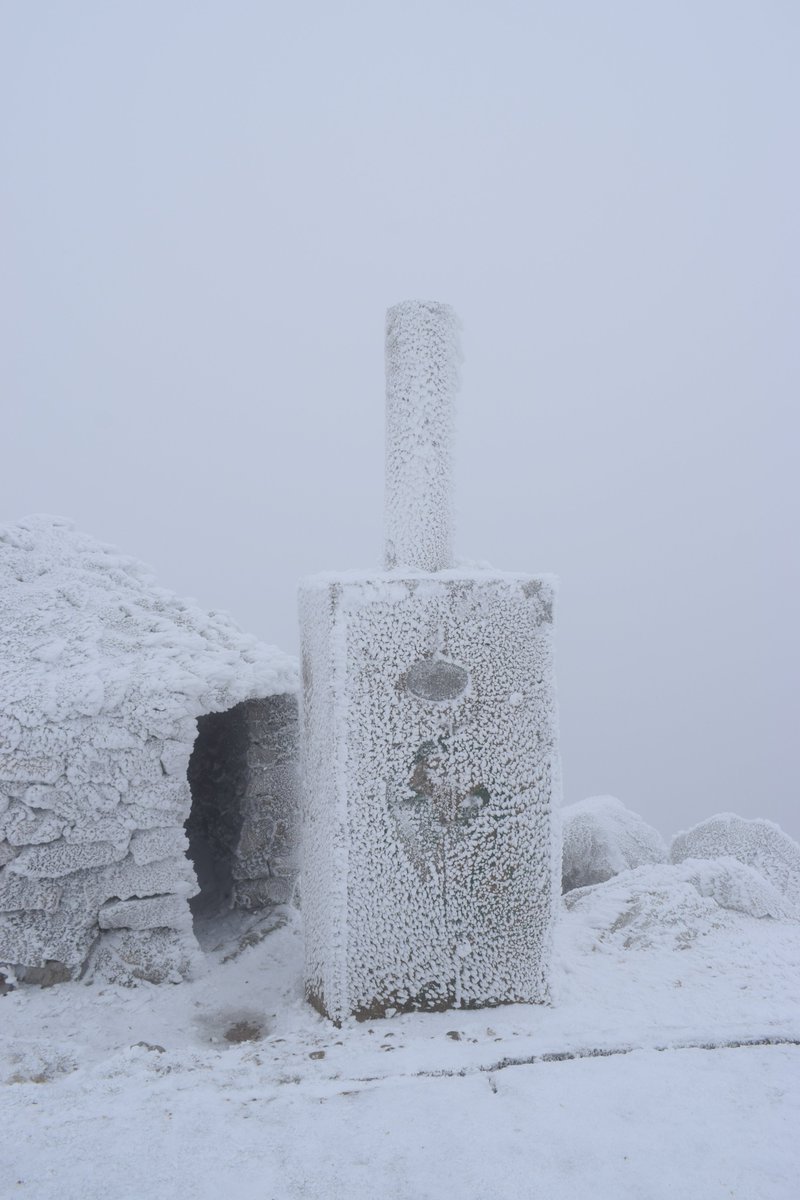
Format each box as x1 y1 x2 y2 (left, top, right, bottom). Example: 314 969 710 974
561 796 667 893
563 856 792 955
562 864 729 951
0 516 299 985
671 814 800 920
676 856 793 920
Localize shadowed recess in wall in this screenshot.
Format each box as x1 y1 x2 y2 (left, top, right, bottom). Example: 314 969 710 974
185 695 300 923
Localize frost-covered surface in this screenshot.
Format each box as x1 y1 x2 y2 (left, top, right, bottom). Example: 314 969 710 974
1 880 798 1199
671 814 800 919
563 859 796 953
0 515 298 982
384 300 460 572
561 794 667 892
678 856 796 920
299 569 560 1021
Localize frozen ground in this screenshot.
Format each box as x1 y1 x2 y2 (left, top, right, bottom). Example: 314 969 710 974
1 871 799 1200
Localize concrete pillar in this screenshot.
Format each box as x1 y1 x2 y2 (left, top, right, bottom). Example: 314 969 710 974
384 300 460 572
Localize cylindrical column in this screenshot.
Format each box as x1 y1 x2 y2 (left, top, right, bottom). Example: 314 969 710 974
384 300 461 572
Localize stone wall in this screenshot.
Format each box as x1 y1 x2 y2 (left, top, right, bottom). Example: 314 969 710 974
0 694 299 985
0 708 202 984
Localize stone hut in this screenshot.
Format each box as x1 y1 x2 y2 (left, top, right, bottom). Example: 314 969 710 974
0 516 299 986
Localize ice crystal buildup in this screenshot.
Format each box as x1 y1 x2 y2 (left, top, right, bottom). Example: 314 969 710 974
0 516 299 985
299 301 561 1022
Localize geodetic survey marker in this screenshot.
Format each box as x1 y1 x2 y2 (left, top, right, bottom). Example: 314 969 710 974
299 301 561 1022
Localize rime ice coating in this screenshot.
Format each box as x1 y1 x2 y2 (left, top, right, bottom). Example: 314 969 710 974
299 570 562 1023
561 795 668 893
300 300 561 1022
384 301 460 572
0 515 299 983
671 814 800 920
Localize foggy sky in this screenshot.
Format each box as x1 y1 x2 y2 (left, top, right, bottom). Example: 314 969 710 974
2 2 798 839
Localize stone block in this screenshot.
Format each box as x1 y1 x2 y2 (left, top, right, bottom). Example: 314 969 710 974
24 782 121 821
98 894 191 931
129 826 189 866
65 746 162 792
299 570 560 1022
0 714 22 753
0 907 98 970
234 876 293 909
1 803 66 846
89 927 201 985
8 838 126 879
91 853 199 902
87 723 143 751
62 817 130 853
159 739 193 777
0 841 19 867
0 754 64 786
17 960 73 987
245 693 298 763
123 778 191 828
0 872 63 914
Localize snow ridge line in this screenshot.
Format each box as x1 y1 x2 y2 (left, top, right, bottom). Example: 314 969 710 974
365 1035 800 1083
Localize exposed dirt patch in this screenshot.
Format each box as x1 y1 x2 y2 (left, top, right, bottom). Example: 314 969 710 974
224 1019 265 1044
193 1005 270 1046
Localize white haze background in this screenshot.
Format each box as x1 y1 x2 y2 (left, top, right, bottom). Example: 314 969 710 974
1 2 797 839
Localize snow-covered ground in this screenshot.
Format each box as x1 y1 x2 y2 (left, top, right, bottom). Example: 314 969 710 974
2 868 799 1200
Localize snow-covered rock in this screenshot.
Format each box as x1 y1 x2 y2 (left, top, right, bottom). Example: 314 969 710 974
677 856 793 920
671 814 800 919
561 795 668 893
563 864 730 951
562 855 793 954
0 515 299 984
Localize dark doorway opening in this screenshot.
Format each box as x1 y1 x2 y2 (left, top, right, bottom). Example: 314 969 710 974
184 694 299 940
185 705 249 921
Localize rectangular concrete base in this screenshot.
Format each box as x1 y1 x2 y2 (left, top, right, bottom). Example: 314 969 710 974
298 571 561 1023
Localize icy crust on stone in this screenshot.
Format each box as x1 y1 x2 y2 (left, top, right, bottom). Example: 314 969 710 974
299 570 561 1023
384 301 461 573
671 814 800 920
0 516 296 726
302 565 560 589
563 856 795 953
563 864 729 951
0 515 298 983
678 857 795 920
561 795 668 893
